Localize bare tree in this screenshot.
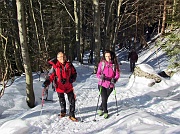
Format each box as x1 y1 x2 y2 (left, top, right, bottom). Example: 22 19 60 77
12 0 24 73
16 0 35 108
74 0 84 63
93 0 101 73
112 0 123 49
0 34 14 98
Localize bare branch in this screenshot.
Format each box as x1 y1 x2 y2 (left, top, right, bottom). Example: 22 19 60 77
0 34 10 98
55 0 75 22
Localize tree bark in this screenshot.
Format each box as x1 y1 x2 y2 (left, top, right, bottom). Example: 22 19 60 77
16 0 35 108
104 0 113 50
74 0 80 62
171 0 176 30
12 0 24 73
93 0 101 73
112 0 123 50
161 0 167 35
79 0 84 64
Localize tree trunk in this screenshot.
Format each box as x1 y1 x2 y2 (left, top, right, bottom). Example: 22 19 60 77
28 0 41 72
171 0 176 30
161 0 167 35
38 0 48 52
112 0 123 50
93 0 101 73
74 0 80 62
12 0 24 73
104 0 113 50
109 3 116 51
16 0 35 108
79 0 84 64
29 0 41 51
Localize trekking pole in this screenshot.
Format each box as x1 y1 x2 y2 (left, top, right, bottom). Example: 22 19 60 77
113 85 119 116
73 91 84 122
93 86 102 122
40 88 45 115
76 99 84 122
40 86 48 115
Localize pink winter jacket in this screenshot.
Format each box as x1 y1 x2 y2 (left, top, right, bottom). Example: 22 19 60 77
96 60 120 88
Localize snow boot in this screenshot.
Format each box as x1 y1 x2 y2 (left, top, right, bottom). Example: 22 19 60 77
97 110 103 116
104 113 109 119
58 112 66 118
69 116 78 122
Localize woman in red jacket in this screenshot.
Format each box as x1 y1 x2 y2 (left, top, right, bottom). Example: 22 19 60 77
42 51 77 121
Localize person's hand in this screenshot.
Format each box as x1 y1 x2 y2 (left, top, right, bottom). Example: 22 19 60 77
111 78 117 84
42 83 46 88
69 75 76 83
42 80 50 88
100 74 105 80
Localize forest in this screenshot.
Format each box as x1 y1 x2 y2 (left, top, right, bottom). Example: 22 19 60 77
0 0 179 107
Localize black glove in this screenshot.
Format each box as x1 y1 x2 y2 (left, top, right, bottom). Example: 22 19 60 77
69 74 76 83
42 80 50 88
100 74 105 80
111 78 117 84
69 77 74 83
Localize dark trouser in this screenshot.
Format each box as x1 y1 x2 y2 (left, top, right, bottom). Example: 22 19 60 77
130 61 135 72
98 85 113 113
57 91 76 117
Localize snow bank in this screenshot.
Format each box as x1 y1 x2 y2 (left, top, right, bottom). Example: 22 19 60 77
0 119 30 134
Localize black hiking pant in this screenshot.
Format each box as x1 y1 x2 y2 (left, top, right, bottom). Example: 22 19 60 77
57 91 76 117
130 60 136 72
98 85 113 113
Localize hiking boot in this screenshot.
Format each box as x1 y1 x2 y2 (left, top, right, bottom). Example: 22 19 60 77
69 116 78 122
58 112 66 118
97 110 103 116
104 113 109 119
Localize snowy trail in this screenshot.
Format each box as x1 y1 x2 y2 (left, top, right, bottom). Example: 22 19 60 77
21 62 175 134
17 62 139 133
1 48 180 134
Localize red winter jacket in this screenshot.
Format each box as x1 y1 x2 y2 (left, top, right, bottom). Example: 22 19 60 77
46 59 77 93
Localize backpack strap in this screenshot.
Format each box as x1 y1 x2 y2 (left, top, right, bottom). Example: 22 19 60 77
112 64 116 77
101 61 105 74
48 66 58 83
101 61 116 75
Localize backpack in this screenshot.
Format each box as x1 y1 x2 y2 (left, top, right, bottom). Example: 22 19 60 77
101 61 116 75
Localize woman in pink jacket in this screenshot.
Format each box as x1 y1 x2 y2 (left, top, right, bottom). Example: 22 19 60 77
96 50 120 119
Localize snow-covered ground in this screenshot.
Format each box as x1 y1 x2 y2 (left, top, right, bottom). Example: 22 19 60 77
0 44 180 134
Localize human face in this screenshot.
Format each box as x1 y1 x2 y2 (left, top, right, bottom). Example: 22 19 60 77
57 52 66 64
105 53 111 62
